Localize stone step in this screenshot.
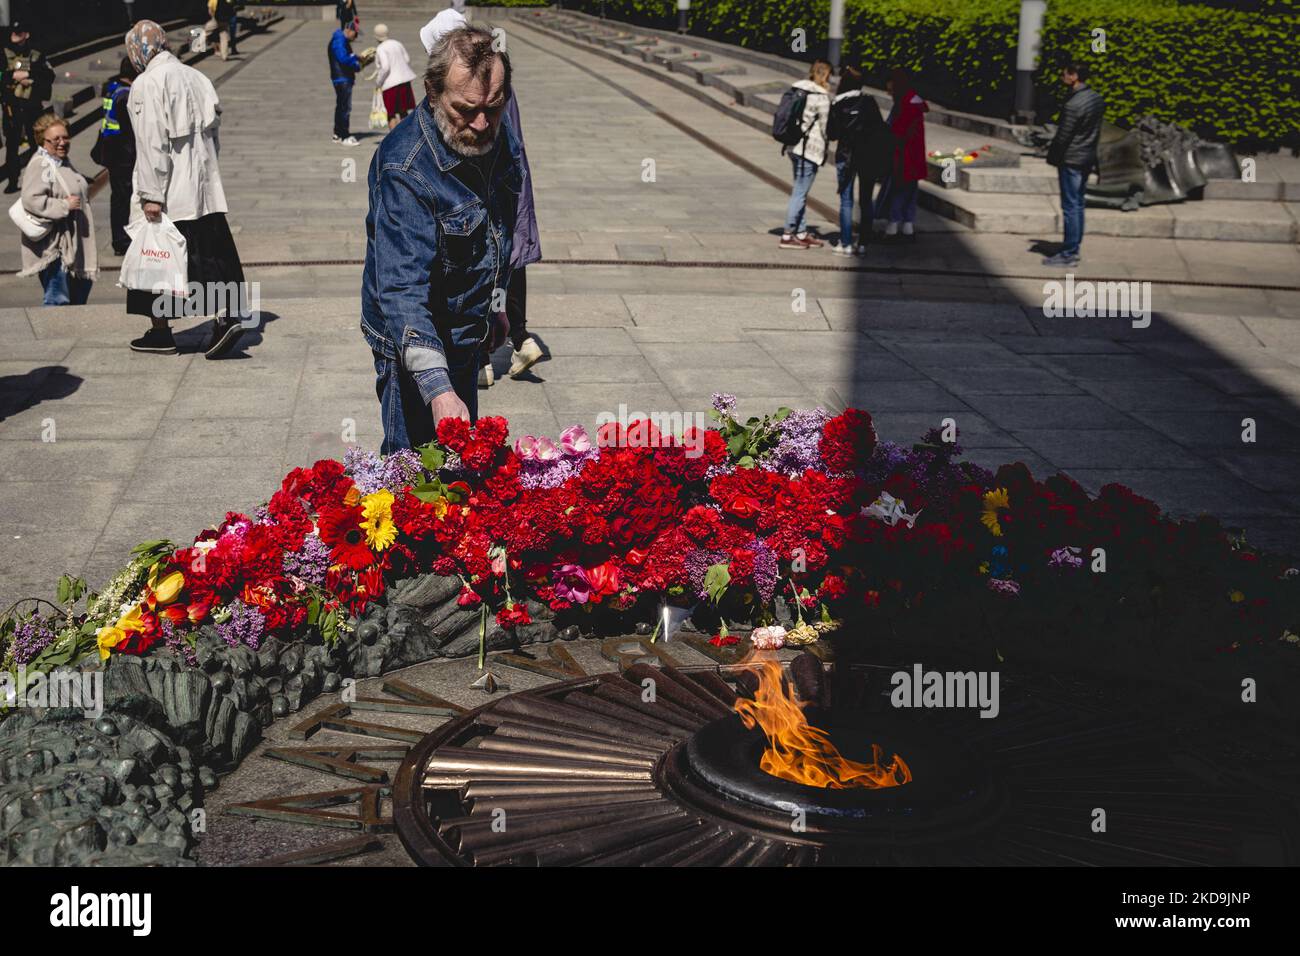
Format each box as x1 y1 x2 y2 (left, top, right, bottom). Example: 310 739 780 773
920 184 1300 242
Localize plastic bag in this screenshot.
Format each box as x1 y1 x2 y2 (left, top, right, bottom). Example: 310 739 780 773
118 215 188 297
369 88 388 130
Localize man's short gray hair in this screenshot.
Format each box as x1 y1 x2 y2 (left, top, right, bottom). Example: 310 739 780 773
424 25 511 99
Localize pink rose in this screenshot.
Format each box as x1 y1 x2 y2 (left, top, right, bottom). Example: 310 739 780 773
553 564 591 604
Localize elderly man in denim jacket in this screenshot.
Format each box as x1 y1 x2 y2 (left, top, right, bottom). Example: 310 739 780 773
361 25 522 454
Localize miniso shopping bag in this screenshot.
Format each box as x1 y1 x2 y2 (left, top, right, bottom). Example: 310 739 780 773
118 215 188 297
369 88 388 130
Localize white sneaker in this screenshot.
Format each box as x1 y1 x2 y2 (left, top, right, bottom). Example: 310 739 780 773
331 134 341 143
855 244 868 256
885 221 899 237
478 364 494 388
831 243 853 257
338 135 360 147
508 336 544 377
902 222 915 236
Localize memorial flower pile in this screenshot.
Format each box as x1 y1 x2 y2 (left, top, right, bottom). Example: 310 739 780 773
5 399 1298 674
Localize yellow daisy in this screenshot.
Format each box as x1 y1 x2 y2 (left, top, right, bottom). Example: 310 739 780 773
360 489 398 551
981 488 1010 537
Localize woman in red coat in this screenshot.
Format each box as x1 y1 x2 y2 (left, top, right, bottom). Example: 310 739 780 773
883 68 928 238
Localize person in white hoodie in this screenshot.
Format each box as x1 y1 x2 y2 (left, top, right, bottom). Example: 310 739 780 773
779 59 832 250
371 24 416 128
123 20 247 358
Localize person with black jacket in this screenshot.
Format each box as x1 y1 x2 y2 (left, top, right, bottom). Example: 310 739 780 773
90 58 139 255
1043 62 1104 266
827 65 890 256
2 21 55 194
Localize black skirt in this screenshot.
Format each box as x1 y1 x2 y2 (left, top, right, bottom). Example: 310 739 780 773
127 212 247 319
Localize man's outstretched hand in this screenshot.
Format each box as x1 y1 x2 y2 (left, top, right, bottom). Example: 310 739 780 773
431 391 470 426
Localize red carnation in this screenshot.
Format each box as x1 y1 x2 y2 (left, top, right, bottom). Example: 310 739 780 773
497 602 532 629
820 408 877 473
437 417 472 452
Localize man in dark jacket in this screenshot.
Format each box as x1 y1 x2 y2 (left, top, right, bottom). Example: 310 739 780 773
328 23 364 145
91 58 138 255
1043 63 1104 266
2 21 55 194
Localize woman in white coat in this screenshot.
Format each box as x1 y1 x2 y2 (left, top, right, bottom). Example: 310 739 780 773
123 19 247 358
371 24 416 129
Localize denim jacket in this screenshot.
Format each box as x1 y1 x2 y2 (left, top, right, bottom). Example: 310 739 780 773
361 99 522 403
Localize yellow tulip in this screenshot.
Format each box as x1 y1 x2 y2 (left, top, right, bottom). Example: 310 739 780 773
153 571 185 605
97 625 127 660
118 604 146 633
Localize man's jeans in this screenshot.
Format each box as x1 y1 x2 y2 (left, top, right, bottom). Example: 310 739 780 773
333 81 353 139
784 155 819 235
836 160 875 247
374 348 479 456
1058 165 1086 257
38 261 93 306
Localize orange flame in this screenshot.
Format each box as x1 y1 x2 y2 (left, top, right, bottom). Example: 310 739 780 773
734 654 911 789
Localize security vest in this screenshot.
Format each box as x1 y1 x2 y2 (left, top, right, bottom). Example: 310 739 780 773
100 81 128 137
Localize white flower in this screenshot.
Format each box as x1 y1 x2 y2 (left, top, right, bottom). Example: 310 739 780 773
861 491 921 529
750 625 787 650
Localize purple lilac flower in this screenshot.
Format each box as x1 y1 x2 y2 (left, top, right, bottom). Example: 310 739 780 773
750 539 779 604
764 407 831 476
518 450 598 490
10 616 56 665
987 578 1021 597
379 448 424 491
343 445 386 494
217 599 266 651
712 393 737 418
1049 547 1084 570
283 533 331 587
684 549 727 601
161 618 198 667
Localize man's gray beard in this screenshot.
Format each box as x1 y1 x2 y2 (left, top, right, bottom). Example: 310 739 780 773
432 101 496 158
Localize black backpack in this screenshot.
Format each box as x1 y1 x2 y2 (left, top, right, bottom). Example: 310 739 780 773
772 86 810 148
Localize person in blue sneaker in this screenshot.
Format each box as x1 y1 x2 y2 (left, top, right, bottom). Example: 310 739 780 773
1043 62 1104 267
328 21 365 146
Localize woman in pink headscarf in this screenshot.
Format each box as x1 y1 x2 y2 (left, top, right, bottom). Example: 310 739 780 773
122 19 248 359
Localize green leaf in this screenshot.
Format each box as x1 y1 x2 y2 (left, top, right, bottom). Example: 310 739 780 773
703 562 731 606
56 576 71 605
737 455 755 469
418 444 446 473
306 597 321 627
726 433 747 458
773 407 793 423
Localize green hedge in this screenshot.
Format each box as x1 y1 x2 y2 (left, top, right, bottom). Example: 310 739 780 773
564 0 1299 149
